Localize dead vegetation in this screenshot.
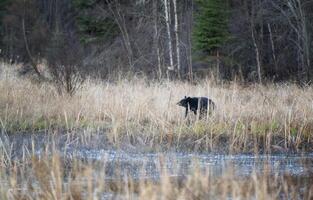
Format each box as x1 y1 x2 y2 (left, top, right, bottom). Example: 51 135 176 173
1 63 313 153
1 63 313 199
0 151 312 200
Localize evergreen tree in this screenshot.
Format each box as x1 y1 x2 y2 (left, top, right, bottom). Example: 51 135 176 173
0 0 10 48
193 0 229 54
0 0 9 21
73 0 118 44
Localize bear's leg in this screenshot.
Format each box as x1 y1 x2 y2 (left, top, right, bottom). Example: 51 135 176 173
199 109 207 119
185 107 188 118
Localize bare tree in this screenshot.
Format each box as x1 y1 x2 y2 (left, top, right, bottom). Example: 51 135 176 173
44 0 85 95
105 0 134 69
267 23 278 75
251 1 262 84
22 17 41 77
272 0 311 81
251 27 262 84
153 0 162 79
173 0 181 79
46 31 84 95
187 0 193 82
163 0 174 79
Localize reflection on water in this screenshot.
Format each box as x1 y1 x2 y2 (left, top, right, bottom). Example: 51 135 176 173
66 147 313 179
2 132 313 180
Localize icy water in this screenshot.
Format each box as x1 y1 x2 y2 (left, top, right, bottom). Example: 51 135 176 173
2 132 313 180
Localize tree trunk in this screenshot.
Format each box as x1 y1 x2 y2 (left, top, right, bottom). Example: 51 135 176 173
267 23 278 76
153 0 162 79
188 0 193 83
105 0 134 69
249 1 262 84
251 28 262 84
216 50 220 81
173 0 181 79
298 0 311 81
163 0 174 80
272 0 311 82
22 7 41 77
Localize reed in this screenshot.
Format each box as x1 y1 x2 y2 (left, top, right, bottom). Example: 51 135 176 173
0 148 312 200
1 63 313 152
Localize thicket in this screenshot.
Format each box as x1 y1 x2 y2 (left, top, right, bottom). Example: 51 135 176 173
0 0 313 85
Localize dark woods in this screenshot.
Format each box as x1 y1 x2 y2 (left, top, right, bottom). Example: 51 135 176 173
0 0 313 85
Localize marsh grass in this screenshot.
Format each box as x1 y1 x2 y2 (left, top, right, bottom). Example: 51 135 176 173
1 63 313 199
0 149 312 200
1 62 313 152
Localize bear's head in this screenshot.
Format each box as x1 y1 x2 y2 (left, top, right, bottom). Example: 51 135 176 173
177 96 190 108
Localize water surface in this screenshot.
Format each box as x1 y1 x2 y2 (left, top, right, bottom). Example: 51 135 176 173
2 132 313 180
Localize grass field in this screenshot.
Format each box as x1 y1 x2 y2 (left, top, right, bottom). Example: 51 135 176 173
1 63 313 199
1 63 313 153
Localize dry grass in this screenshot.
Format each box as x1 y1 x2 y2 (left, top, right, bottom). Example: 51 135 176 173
1 63 313 199
0 151 312 200
1 62 313 152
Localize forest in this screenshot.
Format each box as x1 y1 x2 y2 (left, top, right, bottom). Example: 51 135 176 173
1 0 313 87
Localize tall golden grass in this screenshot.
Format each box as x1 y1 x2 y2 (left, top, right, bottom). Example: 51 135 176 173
1 63 313 199
1 62 313 152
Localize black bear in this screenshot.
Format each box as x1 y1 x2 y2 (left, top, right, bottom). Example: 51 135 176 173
177 96 215 118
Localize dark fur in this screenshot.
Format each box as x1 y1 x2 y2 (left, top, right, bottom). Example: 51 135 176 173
177 96 215 118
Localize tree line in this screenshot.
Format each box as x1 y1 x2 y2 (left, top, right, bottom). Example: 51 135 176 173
0 0 313 86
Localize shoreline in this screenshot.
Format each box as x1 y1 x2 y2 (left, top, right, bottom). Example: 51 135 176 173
2 128 313 155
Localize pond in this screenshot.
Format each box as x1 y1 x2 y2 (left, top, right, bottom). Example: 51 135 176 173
2 131 312 181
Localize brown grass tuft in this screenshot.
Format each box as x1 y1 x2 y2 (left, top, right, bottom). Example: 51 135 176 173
1 62 313 152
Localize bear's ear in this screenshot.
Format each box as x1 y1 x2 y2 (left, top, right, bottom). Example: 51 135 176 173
184 96 187 99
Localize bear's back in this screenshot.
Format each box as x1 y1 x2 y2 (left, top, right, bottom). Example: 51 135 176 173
188 97 208 111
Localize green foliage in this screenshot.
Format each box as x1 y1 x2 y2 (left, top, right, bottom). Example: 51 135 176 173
193 0 230 53
0 0 10 42
72 0 96 9
0 0 9 14
73 0 118 44
46 31 66 66
77 16 118 44
0 0 10 20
